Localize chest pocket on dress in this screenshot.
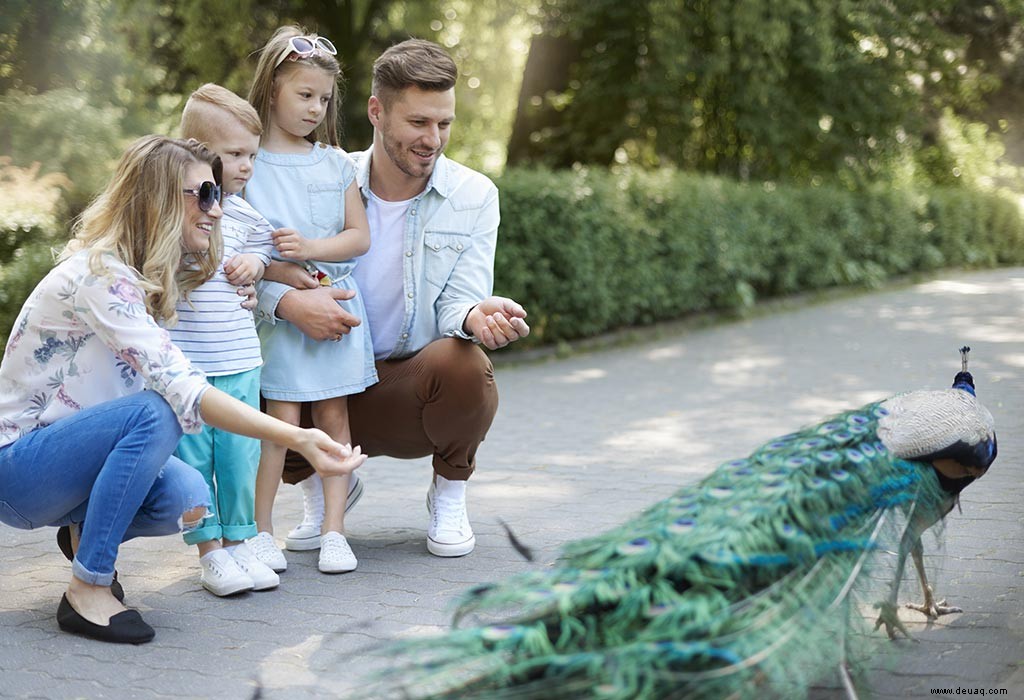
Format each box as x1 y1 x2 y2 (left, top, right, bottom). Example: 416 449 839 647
423 231 472 288
308 183 345 232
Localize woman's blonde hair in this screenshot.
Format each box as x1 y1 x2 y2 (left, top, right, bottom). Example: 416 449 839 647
62 135 223 325
248 25 342 147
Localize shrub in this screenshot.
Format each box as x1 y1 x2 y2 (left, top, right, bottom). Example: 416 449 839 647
493 167 1024 347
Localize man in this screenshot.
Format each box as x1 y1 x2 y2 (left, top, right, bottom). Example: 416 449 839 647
255 39 529 558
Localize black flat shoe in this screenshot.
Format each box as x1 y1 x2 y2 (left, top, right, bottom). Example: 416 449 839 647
57 526 126 603
56 594 154 644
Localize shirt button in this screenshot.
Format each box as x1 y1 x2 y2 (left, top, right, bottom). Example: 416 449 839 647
433 244 440 250
401 333 408 339
456 244 463 251
411 209 417 216
407 292 414 298
405 250 412 257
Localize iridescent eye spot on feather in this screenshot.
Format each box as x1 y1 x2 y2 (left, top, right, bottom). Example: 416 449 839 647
844 448 865 463
481 625 523 642
723 459 750 469
785 456 810 469
860 444 877 458
800 437 828 450
734 468 753 476
618 538 653 555
817 421 844 434
761 482 785 495
873 405 889 417
709 487 733 499
830 430 854 444
816 450 840 463
848 425 869 435
779 523 799 538
668 517 696 534
847 414 870 425
831 469 851 482
809 477 827 489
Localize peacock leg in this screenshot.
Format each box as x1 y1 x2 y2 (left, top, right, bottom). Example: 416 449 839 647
904 539 963 618
874 523 915 640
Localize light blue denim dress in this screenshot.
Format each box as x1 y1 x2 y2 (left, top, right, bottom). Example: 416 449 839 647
246 144 378 401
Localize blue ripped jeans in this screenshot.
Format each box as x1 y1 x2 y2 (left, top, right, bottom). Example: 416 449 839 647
0 392 210 586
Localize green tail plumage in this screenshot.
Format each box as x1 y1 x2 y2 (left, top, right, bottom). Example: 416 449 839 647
371 403 954 699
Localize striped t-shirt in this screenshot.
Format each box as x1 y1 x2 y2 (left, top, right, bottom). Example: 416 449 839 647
168 194 274 376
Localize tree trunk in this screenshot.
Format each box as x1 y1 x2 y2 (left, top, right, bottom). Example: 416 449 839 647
505 34 579 167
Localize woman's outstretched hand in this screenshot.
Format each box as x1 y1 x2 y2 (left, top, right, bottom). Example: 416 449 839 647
296 428 367 476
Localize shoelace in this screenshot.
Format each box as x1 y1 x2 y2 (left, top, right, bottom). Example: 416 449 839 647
299 492 325 528
250 536 278 559
321 535 352 558
431 497 467 532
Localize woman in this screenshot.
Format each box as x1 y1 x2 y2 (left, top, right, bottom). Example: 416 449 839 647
0 136 364 644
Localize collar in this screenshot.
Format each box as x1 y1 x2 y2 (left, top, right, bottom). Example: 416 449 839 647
356 145 452 201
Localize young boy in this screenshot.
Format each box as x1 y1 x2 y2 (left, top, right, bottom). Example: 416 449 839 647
173 83 280 596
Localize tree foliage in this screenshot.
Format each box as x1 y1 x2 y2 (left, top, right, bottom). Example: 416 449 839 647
508 0 1024 185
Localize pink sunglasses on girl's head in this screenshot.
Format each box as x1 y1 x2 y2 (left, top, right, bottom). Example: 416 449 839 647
274 35 338 69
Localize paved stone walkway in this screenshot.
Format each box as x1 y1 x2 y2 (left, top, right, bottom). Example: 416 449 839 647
1 268 1022 699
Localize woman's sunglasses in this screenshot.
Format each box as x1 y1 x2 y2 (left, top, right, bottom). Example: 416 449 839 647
182 181 222 213
274 35 338 69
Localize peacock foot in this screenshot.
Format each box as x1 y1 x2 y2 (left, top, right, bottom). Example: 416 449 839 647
904 584 962 619
874 600 914 641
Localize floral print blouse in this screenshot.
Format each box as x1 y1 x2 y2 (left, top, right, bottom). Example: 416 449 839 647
0 250 208 448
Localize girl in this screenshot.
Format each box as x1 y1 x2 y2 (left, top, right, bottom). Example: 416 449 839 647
245 26 376 575
0 136 364 644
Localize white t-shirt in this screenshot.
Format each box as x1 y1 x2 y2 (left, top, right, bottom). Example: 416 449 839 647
355 189 414 359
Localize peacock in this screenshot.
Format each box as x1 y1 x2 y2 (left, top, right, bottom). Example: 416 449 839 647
369 348 997 700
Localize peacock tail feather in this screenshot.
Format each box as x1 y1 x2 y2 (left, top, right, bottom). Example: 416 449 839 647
370 402 955 699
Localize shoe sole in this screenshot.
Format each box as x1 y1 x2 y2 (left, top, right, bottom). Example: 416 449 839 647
318 563 358 574
285 477 365 551
427 535 476 557
202 580 254 597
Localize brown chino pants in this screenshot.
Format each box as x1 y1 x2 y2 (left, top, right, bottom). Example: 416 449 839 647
281 338 498 484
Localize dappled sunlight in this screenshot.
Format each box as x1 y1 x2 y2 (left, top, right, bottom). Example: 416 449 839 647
259 635 323 689
544 367 608 384
790 390 888 419
710 354 784 387
645 344 686 361
997 352 1024 368
602 411 714 459
917 280 1002 296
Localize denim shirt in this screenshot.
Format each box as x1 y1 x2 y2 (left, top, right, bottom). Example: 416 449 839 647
255 147 498 360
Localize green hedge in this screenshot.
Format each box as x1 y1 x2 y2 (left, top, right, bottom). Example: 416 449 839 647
493 167 1024 346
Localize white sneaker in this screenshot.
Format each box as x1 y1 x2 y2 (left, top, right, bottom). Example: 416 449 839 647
200 549 254 597
247 531 288 573
318 531 357 573
426 476 476 557
285 473 365 551
228 542 280 590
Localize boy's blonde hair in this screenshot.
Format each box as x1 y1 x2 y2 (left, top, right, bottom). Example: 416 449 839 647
248 25 342 147
62 136 223 325
181 83 263 143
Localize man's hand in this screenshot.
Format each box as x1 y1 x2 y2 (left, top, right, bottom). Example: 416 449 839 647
464 296 530 350
224 254 264 286
263 260 319 290
273 227 314 261
277 286 361 341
